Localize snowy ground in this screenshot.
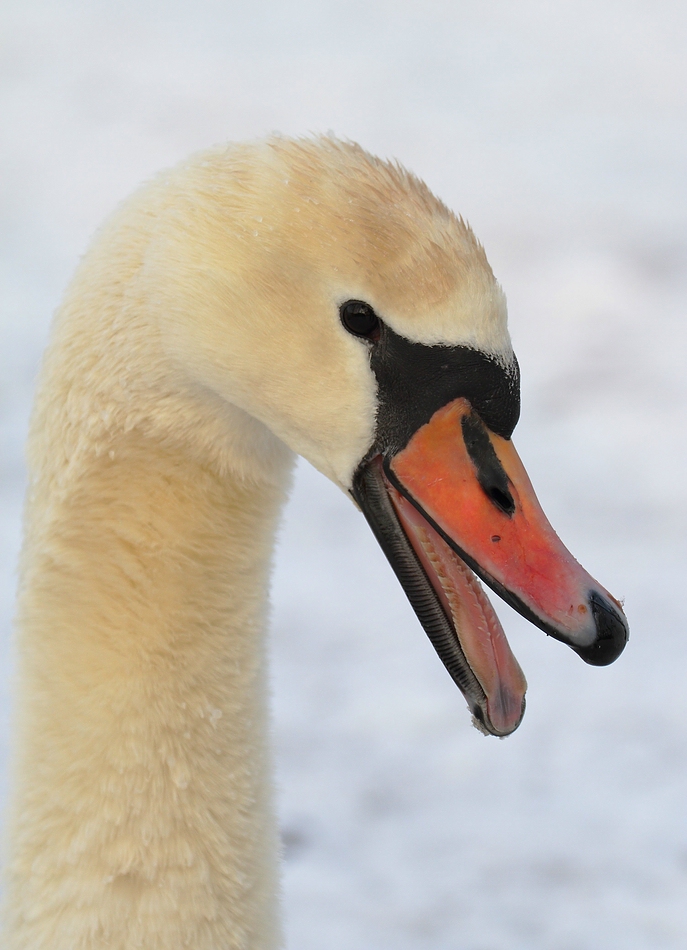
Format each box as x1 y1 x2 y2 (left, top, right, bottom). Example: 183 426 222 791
1 2 686 948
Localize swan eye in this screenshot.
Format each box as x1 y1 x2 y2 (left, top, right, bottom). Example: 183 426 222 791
340 300 381 341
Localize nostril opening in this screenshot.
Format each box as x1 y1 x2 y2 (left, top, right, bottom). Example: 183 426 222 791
488 486 515 515
461 413 516 517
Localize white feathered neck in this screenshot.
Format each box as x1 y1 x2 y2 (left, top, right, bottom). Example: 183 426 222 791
3 136 512 950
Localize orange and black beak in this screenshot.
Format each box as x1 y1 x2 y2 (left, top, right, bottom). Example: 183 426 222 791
352 396 628 738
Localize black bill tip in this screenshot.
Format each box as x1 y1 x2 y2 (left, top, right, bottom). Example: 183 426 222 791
572 591 629 667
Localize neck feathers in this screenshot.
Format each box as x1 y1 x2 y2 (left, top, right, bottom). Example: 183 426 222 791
5 428 291 949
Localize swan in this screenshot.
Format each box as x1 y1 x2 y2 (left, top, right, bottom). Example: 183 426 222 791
3 136 628 949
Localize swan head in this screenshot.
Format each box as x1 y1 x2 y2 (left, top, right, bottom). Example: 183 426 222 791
151 136 628 736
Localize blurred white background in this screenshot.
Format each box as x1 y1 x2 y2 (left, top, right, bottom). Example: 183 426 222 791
1 2 686 947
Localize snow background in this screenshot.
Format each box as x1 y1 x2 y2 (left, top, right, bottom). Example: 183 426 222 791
1 1 686 947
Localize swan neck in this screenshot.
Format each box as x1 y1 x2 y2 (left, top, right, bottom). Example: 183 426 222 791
5 430 291 949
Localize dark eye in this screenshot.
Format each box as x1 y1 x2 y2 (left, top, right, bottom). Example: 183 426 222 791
340 300 381 341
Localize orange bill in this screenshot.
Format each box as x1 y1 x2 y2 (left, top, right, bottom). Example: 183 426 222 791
352 396 628 737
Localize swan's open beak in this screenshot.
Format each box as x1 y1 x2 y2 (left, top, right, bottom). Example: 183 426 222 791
352 397 628 737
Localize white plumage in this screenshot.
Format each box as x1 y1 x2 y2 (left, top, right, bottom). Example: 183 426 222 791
3 137 511 948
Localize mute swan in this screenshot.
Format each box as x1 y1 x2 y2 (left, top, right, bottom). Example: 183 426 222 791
3 136 628 949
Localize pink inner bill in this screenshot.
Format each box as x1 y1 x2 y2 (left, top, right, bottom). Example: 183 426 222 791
389 484 527 735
